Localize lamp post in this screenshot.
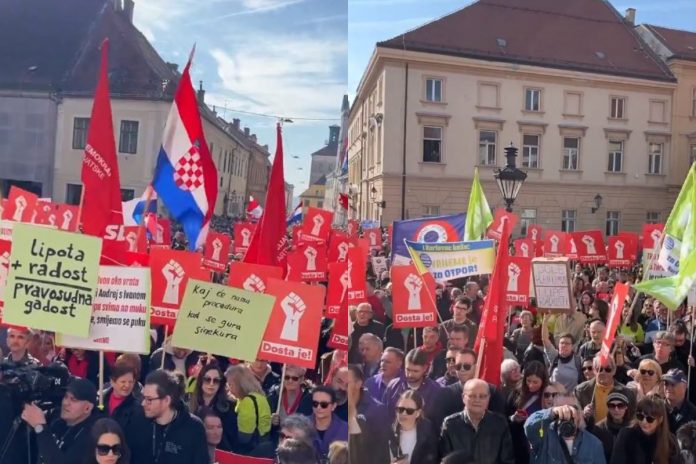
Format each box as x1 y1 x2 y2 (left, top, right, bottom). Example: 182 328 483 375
370 186 386 224
494 143 528 212
591 194 603 214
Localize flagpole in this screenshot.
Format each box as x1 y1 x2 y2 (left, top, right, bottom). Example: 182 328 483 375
276 364 287 415
76 187 86 232
161 325 168 370
98 350 105 409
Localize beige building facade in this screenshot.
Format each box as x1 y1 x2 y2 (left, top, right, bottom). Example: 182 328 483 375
349 1 687 235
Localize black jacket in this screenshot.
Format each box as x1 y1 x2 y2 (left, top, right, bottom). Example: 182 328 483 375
126 402 209 464
388 419 438 464
610 424 681 464
668 399 696 434
589 418 629 462
147 349 200 376
266 384 313 418
191 396 238 451
35 410 101 464
439 410 515 463
431 381 505 430
102 387 143 432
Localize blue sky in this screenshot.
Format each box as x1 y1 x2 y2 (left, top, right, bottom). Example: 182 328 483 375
133 0 347 197
349 0 696 96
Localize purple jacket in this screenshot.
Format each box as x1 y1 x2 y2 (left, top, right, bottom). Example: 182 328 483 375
312 414 348 457
364 372 404 403
383 376 442 419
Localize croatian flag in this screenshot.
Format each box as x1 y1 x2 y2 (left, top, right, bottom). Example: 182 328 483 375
122 185 157 226
247 196 263 220
152 47 217 250
287 203 302 226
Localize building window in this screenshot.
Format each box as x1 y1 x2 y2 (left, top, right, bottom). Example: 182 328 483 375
425 79 442 102
72 117 90 150
608 140 623 172
318 200 324 208
520 209 536 236
606 211 620 236
648 143 663 174
522 134 539 168
303 199 309 207
120 189 135 201
423 126 442 163
524 88 541 112
561 209 576 232
610 97 626 119
649 100 666 123
646 211 660 224
563 91 582 116
65 183 82 205
562 137 579 170
423 205 440 217
118 120 139 154
478 131 496 166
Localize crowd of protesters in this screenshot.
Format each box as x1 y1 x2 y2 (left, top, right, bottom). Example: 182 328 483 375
348 229 696 464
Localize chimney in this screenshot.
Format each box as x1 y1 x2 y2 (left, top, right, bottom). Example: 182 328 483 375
251 134 257 143
341 94 349 112
625 8 636 25
233 118 240 130
197 81 205 103
244 127 250 136
123 0 134 22
328 125 340 145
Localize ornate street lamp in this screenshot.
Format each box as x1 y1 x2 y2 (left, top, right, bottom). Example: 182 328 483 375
494 143 528 212
591 193 603 214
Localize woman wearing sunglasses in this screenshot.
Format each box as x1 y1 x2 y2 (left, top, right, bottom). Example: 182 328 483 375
541 383 566 410
627 359 663 401
189 361 237 452
268 365 314 427
386 390 437 464
87 418 130 464
507 360 548 464
310 385 348 459
610 395 681 464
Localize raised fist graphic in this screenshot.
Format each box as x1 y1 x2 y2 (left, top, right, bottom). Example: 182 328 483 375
650 229 662 248
13 196 26 222
404 274 423 310
581 235 596 255
280 292 306 341
340 261 352 301
243 274 265 293
531 228 538 241
507 262 521 292
347 223 355 236
0 251 10 288
304 246 317 271
570 239 577 254
549 235 559 253
60 209 74 230
162 260 185 305
311 214 325 236
520 243 529 258
240 228 251 247
614 240 624 259
156 224 165 244
337 242 349 261
211 238 223 261
125 231 138 252
48 214 56 226
369 232 377 246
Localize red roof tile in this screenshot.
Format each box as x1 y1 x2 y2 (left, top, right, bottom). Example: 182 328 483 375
644 24 696 62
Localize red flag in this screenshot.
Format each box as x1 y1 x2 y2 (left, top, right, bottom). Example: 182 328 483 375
243 124 288 270
80 39 123 237
475 218 511 386
599 282 630 366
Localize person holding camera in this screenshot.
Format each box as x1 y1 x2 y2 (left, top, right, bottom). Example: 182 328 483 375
21 378 101 464
524 394 606 464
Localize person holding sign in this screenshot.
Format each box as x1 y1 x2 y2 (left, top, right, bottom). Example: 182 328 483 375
268 365 313 426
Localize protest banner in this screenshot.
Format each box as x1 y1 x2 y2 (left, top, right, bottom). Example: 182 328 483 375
123 225 147 253
57 266 150 353
642 223 664 251
571 230 607 263
505 256 531 305
543 231 568 258
258 278 325 369
152 218 171 245
3 186 38 223
486 209 519 240
390 264 438 328
150 248 209 326
301 207 333 242
347 219 359 237
32 200 54 227
215 449 273 464
291 225 302 246
346 247 367 304
392 213 466 264
403 239 495 282
0 239 11 313
598 282 630 366
531 257 573 312
286 243 328 282
234 222 256 255
514 238 534 258
54 204 79 231
363 227 383 251
203 232 231 272
608 235 638 268
327 299 349 350
328 230 355 263
325 261 347 318
3 223 102 337
527 224 543 242
227 262 283 293
171 280 274 361
371 256 388 276
567 236 578 260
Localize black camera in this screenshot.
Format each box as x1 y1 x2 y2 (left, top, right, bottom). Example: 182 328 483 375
557 419 577 438
0 362 70 413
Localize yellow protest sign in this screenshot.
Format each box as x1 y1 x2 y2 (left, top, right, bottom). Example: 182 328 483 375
3 223 102 337
172 280 275 361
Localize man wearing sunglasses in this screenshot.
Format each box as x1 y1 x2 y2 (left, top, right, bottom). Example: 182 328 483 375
636 331 686 375
383 348 442 420
310 386 348 459
575 355 636 423
663 368 696 433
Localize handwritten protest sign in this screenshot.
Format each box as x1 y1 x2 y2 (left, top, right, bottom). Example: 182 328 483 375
172 280 274 362
3 224 102 336
531 257 573 311
57 266 150 353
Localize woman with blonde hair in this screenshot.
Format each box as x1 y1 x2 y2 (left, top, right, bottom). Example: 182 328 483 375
628 359 663 400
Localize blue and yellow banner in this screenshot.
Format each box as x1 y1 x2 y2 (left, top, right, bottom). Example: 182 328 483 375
404 239 495 281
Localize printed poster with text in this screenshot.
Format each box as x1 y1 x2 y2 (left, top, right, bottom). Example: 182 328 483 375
3 223 102 337
227 262 283 293
57 266 150 353
258 278 325 369
390 264 438 328
171 280 275 362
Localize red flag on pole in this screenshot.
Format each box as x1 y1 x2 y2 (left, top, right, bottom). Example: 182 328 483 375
474 218 511 386
243 124 289 271
80 39 123 237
